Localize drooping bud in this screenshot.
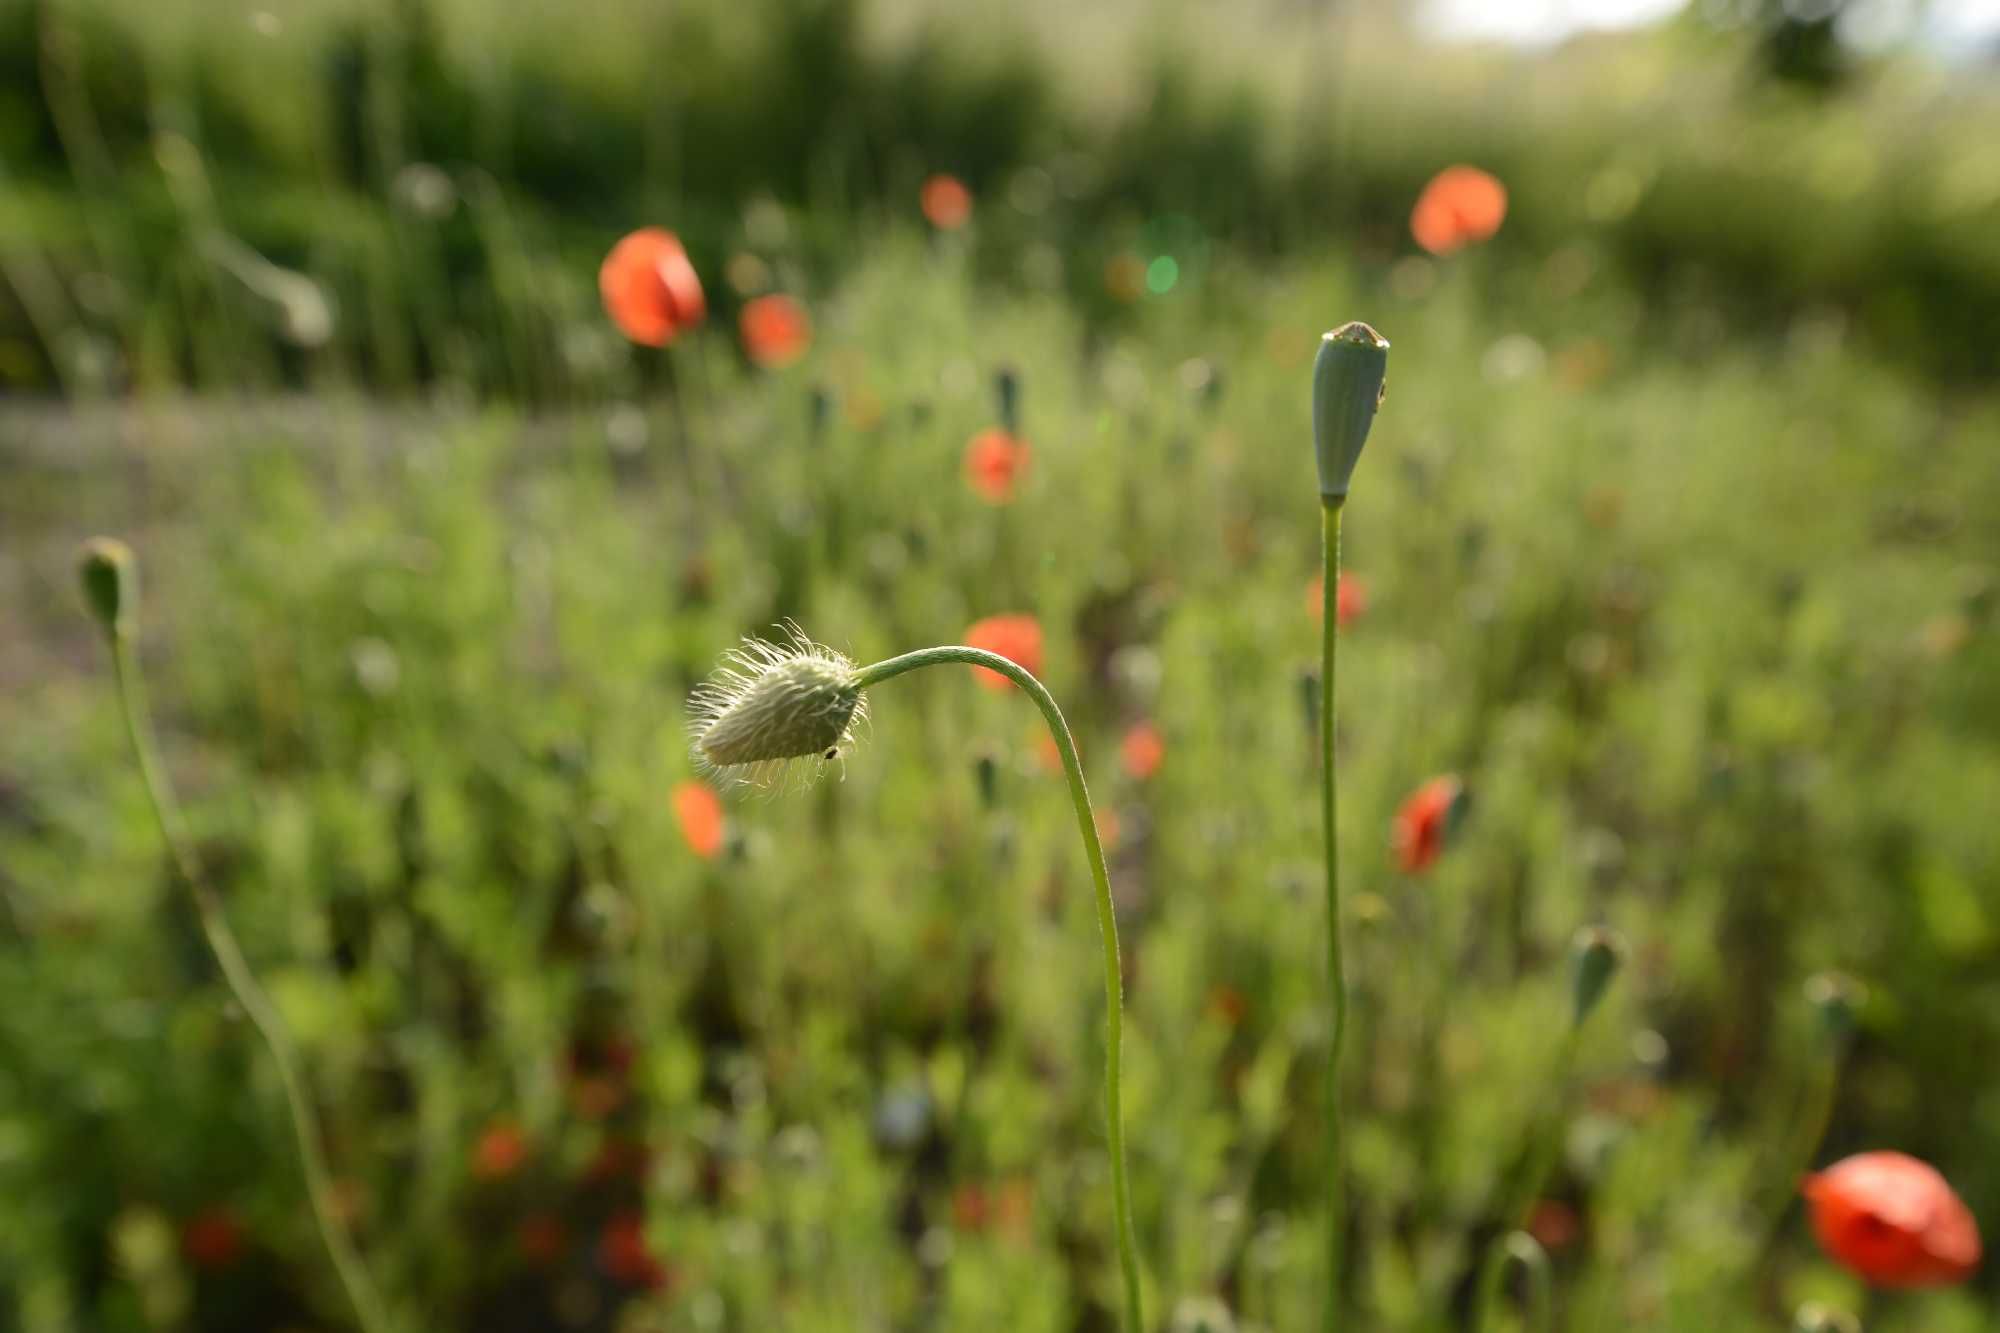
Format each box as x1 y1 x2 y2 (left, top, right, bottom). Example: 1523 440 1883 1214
78 537 137 639
1568 925 1626 1028
689 626 867 788
1312 322 1390 501
1803 971 1867 1048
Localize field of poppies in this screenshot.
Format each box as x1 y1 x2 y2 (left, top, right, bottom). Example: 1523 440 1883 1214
4 3 2000 1333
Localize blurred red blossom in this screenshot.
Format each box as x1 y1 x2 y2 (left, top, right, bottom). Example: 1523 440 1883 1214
1120 722 1165 781
181 1207 245 1271
964 614 1044 691
1804 1152 1980 1288
598 1212 670 1289
740 293 812 369
673 779 725 860
1306 572 1369 626
1410 166 1507 256
600 229 706 347
1392 774 1466 874
921 174 973 230
471 1119 529 1180
964 427 1031 503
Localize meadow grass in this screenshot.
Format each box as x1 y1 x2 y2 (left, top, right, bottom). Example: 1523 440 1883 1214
3 230 1998 1329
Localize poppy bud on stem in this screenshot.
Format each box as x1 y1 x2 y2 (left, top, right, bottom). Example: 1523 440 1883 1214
1314 322 1387 1333
79 539 395 1333
1474 926 1623 1331
689 632 1143 1333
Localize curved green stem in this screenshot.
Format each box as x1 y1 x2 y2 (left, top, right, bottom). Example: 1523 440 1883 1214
1474 1029 1581 1330
1320 497 1348 1333
852 645 1143 1332
106 632 394 1333
1476 1231 1554 1333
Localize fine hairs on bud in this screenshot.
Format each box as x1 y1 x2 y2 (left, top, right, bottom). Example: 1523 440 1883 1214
689 624 867 789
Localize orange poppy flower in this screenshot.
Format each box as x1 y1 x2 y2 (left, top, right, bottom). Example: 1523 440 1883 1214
673 779 725 860
1120 722 1165 781
471 1118 529 1180
964 614 1044 691
600 228 706 346
181 1207 244 1271
964 427 1031 503
1803 1152 1981 1288
597 1212 669 1289
739 293 811 369
1392 774 1465 874
1307 572 1370 626
921 174 973 230
1410 166 1508 256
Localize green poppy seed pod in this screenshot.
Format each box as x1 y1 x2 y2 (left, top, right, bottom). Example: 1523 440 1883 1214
689 627 868 789
1568 925 1626 1028
1312 321 1389 501
1804 971 1867 1048
78 537 137 639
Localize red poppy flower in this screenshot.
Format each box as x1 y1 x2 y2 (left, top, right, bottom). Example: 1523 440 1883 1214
181 1207 244 1271
1410 166 1508 256
1392 774 1465 874
1206 983 1249 1027
1527 1199 1581 1254
739 293 811 369
952 1182 991 1231
673 779 725 860
471 1118 529 1180
1307 572 1370 626
921 174 973 230
1803 1152 1981 1288
597 1211 669 1289
600 228 706 347
1120 722 1165 781
964 614 1044 691
964 427 1031 503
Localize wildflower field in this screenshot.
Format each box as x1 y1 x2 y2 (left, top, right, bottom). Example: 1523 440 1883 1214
3 3 2000 1331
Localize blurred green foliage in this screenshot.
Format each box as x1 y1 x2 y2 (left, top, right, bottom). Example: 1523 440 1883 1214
5 238 1999 1328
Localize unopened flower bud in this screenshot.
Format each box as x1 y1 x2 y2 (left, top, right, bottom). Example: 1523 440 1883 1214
78 537 137 638
1804 971 1867 1048
1569 926 1626 1028
1313 321 1390 501
689 626 867 788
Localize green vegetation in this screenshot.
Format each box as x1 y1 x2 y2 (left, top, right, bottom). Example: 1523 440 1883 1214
4 2 1999 1331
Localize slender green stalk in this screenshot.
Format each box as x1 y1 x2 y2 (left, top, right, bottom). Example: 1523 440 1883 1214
1477 1231 1554 1333
106 634 393 1333
1474 1029 1581 1330
1320 496 1349 1333
852 645 1143 1332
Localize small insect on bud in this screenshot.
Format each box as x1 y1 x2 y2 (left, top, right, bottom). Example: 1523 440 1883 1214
1568 925 1626 1028
688 625 868 789
1804 971 1867 1048
1312 321 1390 502
78 537 138 639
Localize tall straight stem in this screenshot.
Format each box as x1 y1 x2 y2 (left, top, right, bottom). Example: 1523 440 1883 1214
108 634 393 1333
853 646 1143 1332
1320 497 1348 1333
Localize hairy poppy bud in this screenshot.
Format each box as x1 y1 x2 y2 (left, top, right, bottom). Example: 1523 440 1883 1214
1569 926 1626 1028
689 626 867 788
78 537 137 639
1312 322 1390 501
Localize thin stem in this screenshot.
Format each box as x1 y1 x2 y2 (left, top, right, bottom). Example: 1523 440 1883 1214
1476 1232 1554 1333
1474 1029 1581 1330
852 646 1143 1332
107 632 394 1333
1320 497 1348 1333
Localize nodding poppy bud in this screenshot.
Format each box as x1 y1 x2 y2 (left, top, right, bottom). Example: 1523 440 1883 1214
78 537 137 639
1312 322 1390 502
1804 971 1867 1048
688 625 867 789
1568 926 1626 1028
